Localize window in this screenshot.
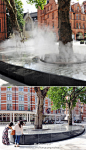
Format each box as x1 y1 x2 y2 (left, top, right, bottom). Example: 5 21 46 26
45 20 47 25
76 14 78 20
83 17 85 21
52 22 54 28
76 23 78 29
47 0 49 4
28 96 30 111
28 96 30 102
7 94 12 100
51 5 52 10
79 14 81 20
0 104 1 110
77 6 79 11
19 95 24 101
52 12 54 19
28 87 30 92
7 87 12 91
0 94 1 100
83 24 85 29
35 97 37 104
19 87 23 91
19 104 24 111
79 23 81 29
0 19 1 32
28 105 30 111
48 14 49 18
7 104 12 110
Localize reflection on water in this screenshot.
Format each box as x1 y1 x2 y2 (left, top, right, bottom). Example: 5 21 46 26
21 124 83 134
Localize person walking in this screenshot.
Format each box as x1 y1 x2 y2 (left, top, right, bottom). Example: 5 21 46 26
2 122 13 145
14 120 24 147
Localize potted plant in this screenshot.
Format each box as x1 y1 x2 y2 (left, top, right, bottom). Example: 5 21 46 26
80 40 84 44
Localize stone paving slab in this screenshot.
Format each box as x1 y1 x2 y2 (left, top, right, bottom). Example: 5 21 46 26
0 124 86 150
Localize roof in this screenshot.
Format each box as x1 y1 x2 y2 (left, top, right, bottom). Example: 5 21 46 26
24 12 37 19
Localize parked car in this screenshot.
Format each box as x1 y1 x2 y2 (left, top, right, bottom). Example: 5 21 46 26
74 119 81 123
48 120 54 124
42 120 54 124
54 121 64 124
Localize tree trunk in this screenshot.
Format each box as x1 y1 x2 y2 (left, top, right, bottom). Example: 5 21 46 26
58 0 72 44
68 108 72 125
34 87 49 129
68 101 73 125
58 0 73 62
34 96 44 129
4 0 20 32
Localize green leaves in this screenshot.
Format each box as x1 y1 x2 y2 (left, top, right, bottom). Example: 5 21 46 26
26 0 47 10
15 0 25 30
47 87 86 111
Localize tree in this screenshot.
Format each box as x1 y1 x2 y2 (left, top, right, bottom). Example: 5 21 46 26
4 0 20 32
58 0 73 61
4 0 73 61
27 0 73 61
15 0 24 31
6 0 24 38
26 0 46 9
34 87 49 129
47 87 86 125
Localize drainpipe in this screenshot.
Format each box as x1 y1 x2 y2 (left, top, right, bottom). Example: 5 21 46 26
15 87 16 111
31 87 32 111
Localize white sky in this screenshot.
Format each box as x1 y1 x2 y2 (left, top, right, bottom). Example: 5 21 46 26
21 0 85 13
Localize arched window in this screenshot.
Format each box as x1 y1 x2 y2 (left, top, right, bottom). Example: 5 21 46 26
25 18 32 31
76 14 78 20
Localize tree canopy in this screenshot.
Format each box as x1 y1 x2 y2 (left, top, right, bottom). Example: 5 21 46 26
47 87 86 110
15 0 25 31
26 0 47 9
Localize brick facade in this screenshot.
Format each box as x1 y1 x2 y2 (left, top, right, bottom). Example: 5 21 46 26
38 0 86 40
0 87 53 114
0 87 86 122
0 0 7 41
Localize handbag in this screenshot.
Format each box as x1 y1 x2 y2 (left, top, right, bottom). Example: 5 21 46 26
11 130 15 135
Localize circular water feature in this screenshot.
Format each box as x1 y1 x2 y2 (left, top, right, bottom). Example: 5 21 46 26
0 40 86 83
9 124 85 145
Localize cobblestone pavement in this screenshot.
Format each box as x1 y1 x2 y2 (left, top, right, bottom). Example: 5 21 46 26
0 123 86 150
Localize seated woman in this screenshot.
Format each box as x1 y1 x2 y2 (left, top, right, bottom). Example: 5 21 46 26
2 122 13 145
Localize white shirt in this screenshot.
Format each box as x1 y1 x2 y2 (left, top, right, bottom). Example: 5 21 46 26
14 124 23 135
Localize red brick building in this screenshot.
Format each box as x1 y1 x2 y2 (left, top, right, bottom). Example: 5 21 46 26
0 87 62 123
38 0 86 40
0 0 7 41
0 86 86 123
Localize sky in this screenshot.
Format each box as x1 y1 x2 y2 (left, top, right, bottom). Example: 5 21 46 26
21 0 85 13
